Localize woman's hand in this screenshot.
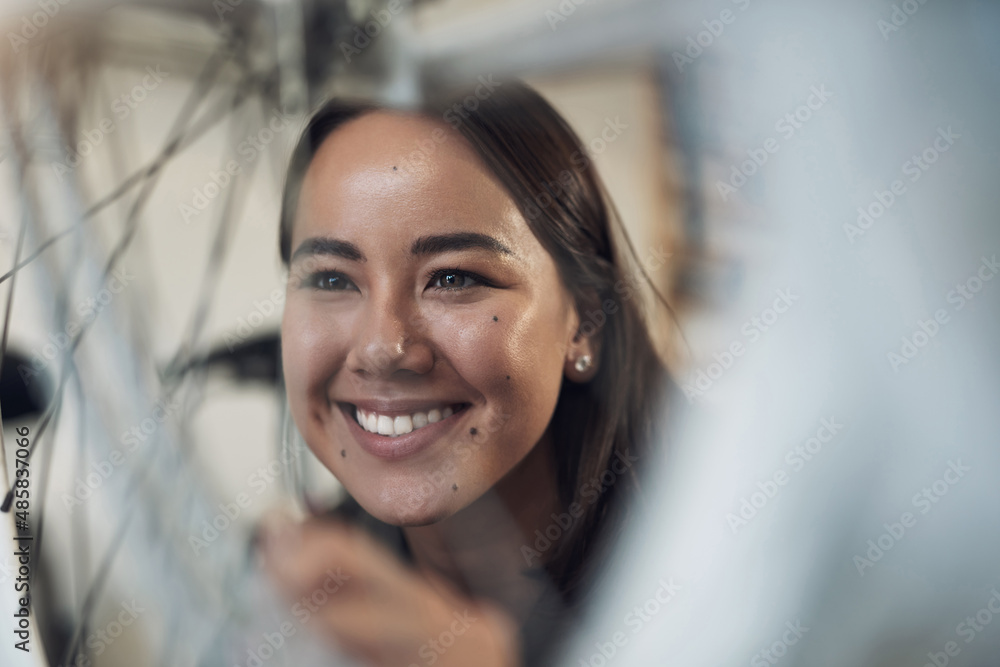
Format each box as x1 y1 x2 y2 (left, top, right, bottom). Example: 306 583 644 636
258 516 521 667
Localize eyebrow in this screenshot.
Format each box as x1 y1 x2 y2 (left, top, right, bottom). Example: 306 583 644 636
291 232 514 264
410 232 514 257
290 237 365 263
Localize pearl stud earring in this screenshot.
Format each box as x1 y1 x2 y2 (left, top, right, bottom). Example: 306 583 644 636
574 355 592 372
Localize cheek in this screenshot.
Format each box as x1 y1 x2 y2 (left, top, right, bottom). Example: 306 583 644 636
429 295 567 444
281 299 348 424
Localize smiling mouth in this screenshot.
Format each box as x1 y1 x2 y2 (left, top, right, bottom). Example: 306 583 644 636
342 403 470 437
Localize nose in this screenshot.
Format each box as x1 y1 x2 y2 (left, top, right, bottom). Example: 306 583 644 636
344 289 434 379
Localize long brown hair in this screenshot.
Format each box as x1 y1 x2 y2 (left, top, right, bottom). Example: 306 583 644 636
279 79 671 605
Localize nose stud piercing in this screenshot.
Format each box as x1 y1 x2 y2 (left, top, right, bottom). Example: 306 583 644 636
574 355 593 372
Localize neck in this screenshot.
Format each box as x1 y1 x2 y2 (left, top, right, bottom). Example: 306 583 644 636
402 428 563 618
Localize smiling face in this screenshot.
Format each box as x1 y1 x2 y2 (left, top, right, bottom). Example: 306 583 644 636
281 111 592 526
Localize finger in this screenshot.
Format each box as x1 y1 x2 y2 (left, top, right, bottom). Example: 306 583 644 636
311 594 444 667
259 516 408 599
321 598 516 667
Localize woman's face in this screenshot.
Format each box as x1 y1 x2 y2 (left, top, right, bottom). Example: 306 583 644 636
282 111 584 526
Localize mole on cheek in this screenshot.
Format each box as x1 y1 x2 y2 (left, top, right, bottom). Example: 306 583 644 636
341 449 346 458
452 484 458 491
493 315 498 322
470 427 477 436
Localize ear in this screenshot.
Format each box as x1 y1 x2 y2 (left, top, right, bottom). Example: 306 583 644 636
564 314 600 383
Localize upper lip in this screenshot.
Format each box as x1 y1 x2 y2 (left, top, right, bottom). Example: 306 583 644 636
336 398 468 416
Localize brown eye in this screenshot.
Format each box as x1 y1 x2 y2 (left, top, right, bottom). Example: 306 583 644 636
430 270 482 291
309 271 357 292
442 272 466 288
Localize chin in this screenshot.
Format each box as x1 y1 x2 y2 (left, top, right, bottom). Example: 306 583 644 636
365 499 456 528
355 481 465 527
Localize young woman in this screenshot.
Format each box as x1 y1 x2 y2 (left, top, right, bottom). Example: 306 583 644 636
260 79 672 667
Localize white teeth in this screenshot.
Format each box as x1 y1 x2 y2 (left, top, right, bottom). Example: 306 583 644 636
377 415 393 435
355 405 457 437
394 415 413 435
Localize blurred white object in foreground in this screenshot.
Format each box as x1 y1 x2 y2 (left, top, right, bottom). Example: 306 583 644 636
559 2 1000 666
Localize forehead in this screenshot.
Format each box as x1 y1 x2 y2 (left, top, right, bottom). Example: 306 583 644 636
294 111 528 248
